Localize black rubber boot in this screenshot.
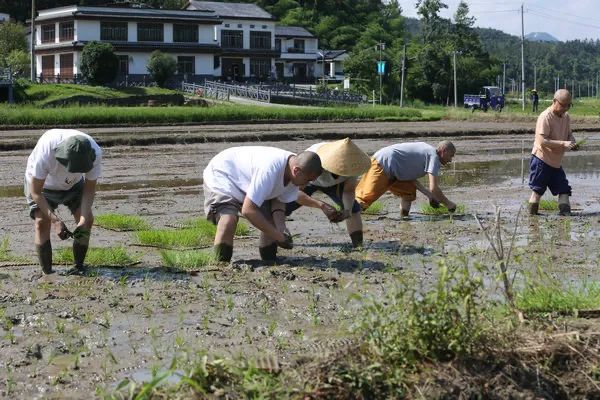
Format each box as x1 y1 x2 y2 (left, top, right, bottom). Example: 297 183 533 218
259 243 277 262
214 243 233 262
36 240 53 274
528 202 539 215
400 209 410 217
72 241 88 269
558 203 571 216
349 231 363 248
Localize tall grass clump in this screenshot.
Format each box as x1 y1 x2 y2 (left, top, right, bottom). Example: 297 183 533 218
160 250 216 271
182 217 250 236
54 246 138 266
420 203 465 215
95 213 151 231
516 282 600 314
136 228 212 248
363 201 383 215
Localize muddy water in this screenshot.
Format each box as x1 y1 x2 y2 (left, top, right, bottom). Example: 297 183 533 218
2 132 600 398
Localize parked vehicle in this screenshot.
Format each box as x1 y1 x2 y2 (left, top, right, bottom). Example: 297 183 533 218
463 86 504 112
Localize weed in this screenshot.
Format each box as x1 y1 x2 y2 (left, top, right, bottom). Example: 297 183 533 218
363 200 383 215
136 228 212 248
420 203 466 215
56 320 66 334
160 250 216 271
516 281 600 313
53 246 138 266
95 213 151 231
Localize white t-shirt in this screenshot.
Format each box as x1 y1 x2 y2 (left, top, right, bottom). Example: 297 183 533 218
25 129 102 191
203 146 299 206
306 142 351 187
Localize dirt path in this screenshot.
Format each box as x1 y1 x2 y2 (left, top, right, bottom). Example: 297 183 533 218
1 124 600 398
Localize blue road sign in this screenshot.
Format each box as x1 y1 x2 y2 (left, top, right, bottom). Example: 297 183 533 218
377 61 386 75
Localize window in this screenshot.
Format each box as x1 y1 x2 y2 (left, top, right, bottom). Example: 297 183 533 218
221 30 243 48
213 56 220 69
250 24 255 28
293 39 305 52
59 22 74 41
237 24 242 28
250 58 270 77
117 55 129 75
101 22 128 41
41 24 55 43
173 24 198 43
177 56 195 75
262 25 267 29
275 38 281 51
250 31 271 49
224 23 230 27
137 23 163 42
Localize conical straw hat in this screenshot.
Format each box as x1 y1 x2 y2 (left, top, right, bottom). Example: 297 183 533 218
316 138 371 176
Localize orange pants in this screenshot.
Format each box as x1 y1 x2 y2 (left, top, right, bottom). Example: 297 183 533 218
355 158 417 209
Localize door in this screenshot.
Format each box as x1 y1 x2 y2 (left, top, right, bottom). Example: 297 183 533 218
59 53 73 79
41 55 54 79
275 63 284 80
221 58 244 81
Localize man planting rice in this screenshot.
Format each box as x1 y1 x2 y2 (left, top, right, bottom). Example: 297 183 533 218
25 129 102 274
527 89 578 216
285 138 371 248
355 141 456 217
203 146 322 262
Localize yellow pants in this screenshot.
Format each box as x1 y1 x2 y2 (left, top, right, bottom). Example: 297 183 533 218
355 158 417 209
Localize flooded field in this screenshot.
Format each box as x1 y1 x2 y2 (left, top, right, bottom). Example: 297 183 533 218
2 130 600 397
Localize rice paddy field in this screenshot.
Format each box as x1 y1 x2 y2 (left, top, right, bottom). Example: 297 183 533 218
2 121 600 397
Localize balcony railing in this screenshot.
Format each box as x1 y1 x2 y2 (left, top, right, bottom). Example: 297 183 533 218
286 47 305 53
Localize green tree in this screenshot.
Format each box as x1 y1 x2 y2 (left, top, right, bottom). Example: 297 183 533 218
79 41 118 85
147 51 176 88
6 49 30 77
0 22 27 67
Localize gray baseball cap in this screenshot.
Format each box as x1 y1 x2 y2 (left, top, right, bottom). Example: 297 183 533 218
55 135 96 173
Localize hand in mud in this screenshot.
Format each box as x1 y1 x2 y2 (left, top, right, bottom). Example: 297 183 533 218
429 198 441 209
277 230 293 250
320 203 341 222
330 210 350 223
55 220 72 240
72 226 90 241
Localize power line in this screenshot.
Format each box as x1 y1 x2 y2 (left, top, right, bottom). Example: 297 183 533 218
527 9 600 31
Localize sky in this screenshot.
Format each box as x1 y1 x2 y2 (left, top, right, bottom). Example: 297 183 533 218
394 0 600 42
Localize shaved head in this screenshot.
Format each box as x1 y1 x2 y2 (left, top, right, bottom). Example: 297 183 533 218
553 89 571 104
295 151 323 176
552 89 572 116
437 140 455 154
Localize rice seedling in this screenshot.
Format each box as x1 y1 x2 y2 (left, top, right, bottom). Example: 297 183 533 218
53 246 138 266
0 237 31 263
420 203 465 215
181 217 250 236
363 201 383 215
538 199 558 211
135 228 212 248
159 250 216 271
516 282 600 313
95 213 151 231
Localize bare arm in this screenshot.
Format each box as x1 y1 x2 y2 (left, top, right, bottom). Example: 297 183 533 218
77 179 97 227
542 138 576 150
29 178 68 237
241 196 285 243
296 190 340 221
428 174 456 210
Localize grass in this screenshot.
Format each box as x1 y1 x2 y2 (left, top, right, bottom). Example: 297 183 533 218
53 246 138 266
135 228 212 248
0 237 30 263
95 213 151 231
0 103 441 127
539 199 558 211
363 201 383 215
181 217 250 236
516 282 600 313
420 203 466 215
159 250 216 271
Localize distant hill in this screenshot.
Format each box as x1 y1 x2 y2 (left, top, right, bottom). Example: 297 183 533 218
525 32 560 43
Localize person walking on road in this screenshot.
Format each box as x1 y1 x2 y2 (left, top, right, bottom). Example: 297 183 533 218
285 138 371 248
203 146 322 263
527 89 578 216
25 129 102 275
355 141 456 217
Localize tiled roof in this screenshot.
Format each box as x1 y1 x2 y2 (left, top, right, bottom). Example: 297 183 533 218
36 6 218 22
275 26 314 38
319 49 347 60
186 1 274 20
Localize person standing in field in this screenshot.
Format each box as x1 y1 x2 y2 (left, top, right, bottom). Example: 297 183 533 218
531 89 539 113
355 141 456 217
25 129 102 275
527 89 578 216
285 138 371 248
203 146 322 263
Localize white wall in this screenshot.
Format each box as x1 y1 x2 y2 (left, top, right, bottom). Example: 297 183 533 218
76 20 100 41
196 54 213 75
164 23 173 43
128 22 137 42
199 25 215 44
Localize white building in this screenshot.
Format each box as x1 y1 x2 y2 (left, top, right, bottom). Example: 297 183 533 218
275 26 318 83
317 49 349 82
185 1 278 81
0 13 10 22
33 5 221 81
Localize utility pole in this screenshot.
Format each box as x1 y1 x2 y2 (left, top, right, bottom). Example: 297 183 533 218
502 62 506 94
453 51 457 107
30 0 36 81
400 44 405 108
533 64 536 90
520 3 525 110
376 42 385 105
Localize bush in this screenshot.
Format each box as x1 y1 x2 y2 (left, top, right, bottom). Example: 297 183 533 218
80 42 119 85
147 51 176 88
6 49 30 78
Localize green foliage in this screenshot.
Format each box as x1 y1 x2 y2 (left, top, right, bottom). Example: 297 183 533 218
79 42 119 85
95 213 151 231
363 201 383 215
136 228 212 248
516 282 600 314
6 49 29 77
53 246 138 266
0 22 27 67
160 250 216 270
420 203 465 215
538 199 558 211
147 51 177 88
